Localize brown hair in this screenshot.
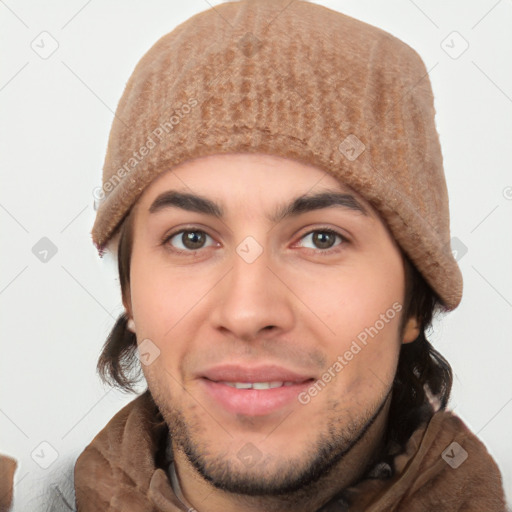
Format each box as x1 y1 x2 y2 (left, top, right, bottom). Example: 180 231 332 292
97 208 452 447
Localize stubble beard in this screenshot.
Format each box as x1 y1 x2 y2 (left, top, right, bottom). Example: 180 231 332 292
149 379 391 508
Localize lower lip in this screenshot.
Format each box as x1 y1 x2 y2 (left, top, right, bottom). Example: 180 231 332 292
200 378 313 416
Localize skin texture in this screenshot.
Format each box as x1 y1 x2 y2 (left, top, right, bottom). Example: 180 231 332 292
124 153 420 512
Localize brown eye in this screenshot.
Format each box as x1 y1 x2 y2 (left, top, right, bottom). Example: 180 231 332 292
298 228 347 253
181 231 206 250
164 229 214 253
311 231 336 249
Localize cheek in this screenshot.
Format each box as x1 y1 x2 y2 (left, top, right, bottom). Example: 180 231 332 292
315 263 404 341
129 244 180 350
129 246 211 379
310 255 405 388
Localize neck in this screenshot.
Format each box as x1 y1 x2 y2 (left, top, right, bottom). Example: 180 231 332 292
171 396 391 512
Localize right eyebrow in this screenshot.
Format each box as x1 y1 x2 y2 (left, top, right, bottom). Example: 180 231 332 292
149 191 223 217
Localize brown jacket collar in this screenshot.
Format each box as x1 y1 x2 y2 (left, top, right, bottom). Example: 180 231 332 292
74 391 507 511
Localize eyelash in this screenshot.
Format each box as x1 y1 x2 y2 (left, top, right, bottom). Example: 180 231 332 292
161 226 349 256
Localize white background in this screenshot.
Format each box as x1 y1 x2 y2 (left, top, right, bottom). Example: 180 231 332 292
1 1 511 510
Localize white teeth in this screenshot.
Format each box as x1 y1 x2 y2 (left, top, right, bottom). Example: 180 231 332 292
221 381 293 389
253 381 280 390
225 382 253 389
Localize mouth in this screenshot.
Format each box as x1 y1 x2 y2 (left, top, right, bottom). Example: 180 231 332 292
198 365 316 416
216 381 304 389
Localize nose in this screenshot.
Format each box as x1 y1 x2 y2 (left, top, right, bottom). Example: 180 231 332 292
210 242 295 342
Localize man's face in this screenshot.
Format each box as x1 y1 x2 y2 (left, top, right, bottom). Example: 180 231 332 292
127 153 414 494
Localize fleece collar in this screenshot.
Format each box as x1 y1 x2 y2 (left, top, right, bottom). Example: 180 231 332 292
74 391 506 511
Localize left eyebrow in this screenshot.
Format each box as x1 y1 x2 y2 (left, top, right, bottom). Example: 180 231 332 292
148 190 369 222
271 191 368 222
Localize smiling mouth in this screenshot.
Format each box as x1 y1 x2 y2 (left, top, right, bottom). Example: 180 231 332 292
214 380 313 389
200 378 316 416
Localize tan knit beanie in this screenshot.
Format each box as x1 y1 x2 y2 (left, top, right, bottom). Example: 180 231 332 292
91 0 463 310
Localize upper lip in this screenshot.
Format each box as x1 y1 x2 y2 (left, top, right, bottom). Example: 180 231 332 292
200 364 315 383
